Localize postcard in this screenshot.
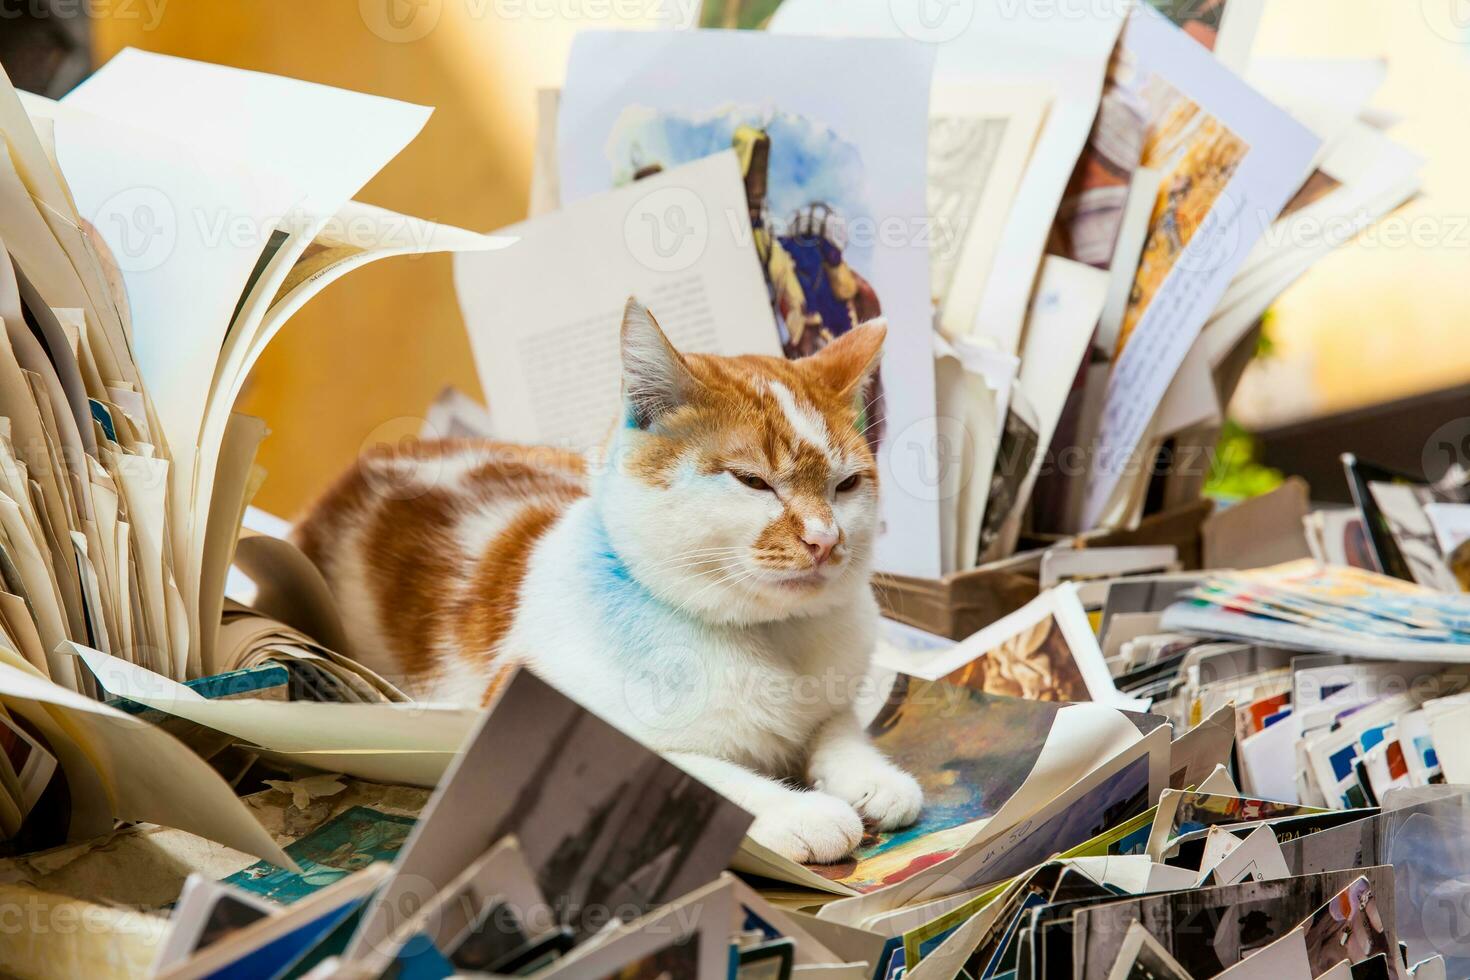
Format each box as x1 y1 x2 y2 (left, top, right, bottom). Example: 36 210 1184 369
794 680 1075 894
1147 790 1324 859
557 28 942 577
351 835 551 977
152 874 274 974
224 805 416 905
1300 876 1397 978
877 585 1141 710
1211 925 1311 980
1081 6 1320 527
158 864 391 980
1425 503 1470 558
455 150 782 450
930 725 1169 895
1368 482 1461 593
1106 921 1192 980
1199 824 1290 887
345 668 752 959
1073 866 1394 980
534 875 736 980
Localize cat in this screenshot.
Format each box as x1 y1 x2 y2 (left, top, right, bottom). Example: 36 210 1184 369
293 297 922 864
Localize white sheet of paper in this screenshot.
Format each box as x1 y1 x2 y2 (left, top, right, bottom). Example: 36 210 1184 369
0 656 291 866
772 0 1123 359
59 49 436 672
952 340 1016 572
1239 714 1303 804
935 335 1010 573
1200 823 1290 886
927 81 1050 341
1213 926 1312 980
64 48 431 219
875 582 1145 711
1081 7 1320 528
988 256 1109 553
556 29 942 578
457 151 780 449
70 643 477 755
1425 503 1470 558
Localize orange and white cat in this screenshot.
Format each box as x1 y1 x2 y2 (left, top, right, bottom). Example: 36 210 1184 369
294 298 922 863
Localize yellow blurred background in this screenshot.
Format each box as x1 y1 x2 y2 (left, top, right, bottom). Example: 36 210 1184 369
92 0 1470 518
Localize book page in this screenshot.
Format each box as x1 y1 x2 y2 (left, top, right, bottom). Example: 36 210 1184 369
1081 7 1321 528
455 151 782 449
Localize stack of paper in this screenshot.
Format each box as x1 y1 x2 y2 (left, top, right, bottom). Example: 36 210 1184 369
0 50 512 857
454 1 1422 581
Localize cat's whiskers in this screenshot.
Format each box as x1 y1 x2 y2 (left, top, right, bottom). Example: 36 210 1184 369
673 562 770 615
640 546 746 572
642 554 743 605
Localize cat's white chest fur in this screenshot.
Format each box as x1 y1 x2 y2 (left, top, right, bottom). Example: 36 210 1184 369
483 500 878 775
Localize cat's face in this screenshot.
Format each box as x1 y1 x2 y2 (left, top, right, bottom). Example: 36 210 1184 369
596 298 885 625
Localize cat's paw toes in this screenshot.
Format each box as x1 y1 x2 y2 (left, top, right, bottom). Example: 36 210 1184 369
819 765 923 831
748 792 864 865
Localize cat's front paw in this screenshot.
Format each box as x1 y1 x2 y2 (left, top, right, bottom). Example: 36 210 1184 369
818 763 923 832
748 791 865 865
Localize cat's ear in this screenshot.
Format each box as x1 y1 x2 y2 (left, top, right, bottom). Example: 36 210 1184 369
805 319 886 399
621 296 699 429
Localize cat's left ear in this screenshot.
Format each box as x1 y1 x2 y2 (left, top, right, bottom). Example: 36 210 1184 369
621 296 699 429
805 319 886 399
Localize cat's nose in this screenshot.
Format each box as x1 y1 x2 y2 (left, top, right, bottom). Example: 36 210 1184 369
802 526 838 565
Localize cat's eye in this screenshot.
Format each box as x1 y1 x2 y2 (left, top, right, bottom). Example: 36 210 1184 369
732 471 773 492
835 473 862 492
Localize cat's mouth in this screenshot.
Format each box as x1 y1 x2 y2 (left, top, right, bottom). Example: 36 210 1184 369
769 568 830 591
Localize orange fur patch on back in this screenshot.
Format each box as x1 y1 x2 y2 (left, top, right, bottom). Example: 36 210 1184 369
452 502 561 663
292 439 585 690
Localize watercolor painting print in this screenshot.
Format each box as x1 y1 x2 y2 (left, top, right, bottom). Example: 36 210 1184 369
603 103 888 452
558 30 941 577
1112 53 1249 356
801 678 1065 892
942 614 1091 703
